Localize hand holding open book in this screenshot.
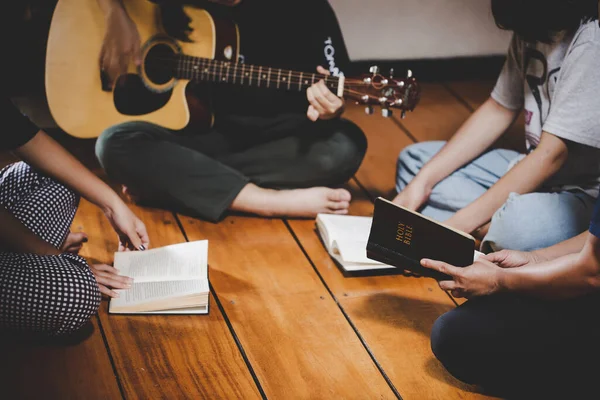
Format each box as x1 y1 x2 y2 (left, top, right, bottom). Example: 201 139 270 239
109 240 210 314
316 198 483 278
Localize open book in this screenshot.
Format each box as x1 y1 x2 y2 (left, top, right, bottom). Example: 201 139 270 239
109 240 209 314
315 213 396 274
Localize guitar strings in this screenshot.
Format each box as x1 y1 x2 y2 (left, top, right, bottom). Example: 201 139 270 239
146 56 379 85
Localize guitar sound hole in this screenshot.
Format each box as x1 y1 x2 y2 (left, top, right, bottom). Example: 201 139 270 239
114 74 172 116
144 43 177 86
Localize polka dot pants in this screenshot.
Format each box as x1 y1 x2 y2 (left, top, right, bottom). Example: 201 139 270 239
0 162 101 336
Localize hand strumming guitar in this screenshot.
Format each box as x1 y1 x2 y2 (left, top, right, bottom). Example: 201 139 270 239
306 66 345 122
97 0 142 89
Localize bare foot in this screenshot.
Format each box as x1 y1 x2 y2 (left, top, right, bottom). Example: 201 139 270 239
231 184 351 218
60 232 88 254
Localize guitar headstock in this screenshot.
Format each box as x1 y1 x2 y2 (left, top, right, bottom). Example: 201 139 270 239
345 66 421 119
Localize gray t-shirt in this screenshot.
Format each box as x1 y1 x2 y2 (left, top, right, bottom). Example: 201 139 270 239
492 21 600 198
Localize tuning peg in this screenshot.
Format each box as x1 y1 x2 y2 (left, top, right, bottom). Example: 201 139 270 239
406 69 413 78
369 65 380 74
389 68 394 79
365 106 374 115
401 111 406 119
382 109 393 118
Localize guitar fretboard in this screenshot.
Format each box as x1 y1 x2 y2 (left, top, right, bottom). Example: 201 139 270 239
167 54 341 92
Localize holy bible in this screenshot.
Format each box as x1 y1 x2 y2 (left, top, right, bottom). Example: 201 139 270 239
109 240 209 314
366 197 483 280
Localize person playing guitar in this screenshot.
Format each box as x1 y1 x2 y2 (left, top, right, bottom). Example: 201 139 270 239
95 0 368 222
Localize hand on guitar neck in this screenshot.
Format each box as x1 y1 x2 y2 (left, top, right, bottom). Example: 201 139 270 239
306 66 345 122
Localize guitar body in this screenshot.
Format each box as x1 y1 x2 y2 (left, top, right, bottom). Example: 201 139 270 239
45 0 239 139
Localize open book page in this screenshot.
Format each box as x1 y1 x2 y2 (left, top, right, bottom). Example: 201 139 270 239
114 240 208 283
334 239 383 265
110 279 209 311
317 214 382 265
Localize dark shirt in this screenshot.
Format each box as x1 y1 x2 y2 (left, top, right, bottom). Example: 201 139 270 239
590 195 600 238
161 0 351 118
1 97 39 151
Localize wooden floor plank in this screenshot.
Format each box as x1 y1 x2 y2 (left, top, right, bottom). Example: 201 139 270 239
445 80 495 110
287 181 494 399
1 317 122 400
395 83 473 143
74 199 262 400
178 214 397 399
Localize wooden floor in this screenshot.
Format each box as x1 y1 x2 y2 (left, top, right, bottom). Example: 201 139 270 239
2 79 523 399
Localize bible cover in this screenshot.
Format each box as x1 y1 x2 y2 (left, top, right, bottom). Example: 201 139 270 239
366 197 476 280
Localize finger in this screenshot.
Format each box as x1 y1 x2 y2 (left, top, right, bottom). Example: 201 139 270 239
420 259 462 277
316 65 331 76
481 251 506 264
333 209 349 215
95 274 133 289
306 87 327 115
94 270 134 284
317 80 342 105
438 280 458 291
313 81 339 113
451 289 466 298
131 36 142 66
106 53 120 88
327 201 350 210
98 284 120 298
92 264 123 275
307 105 319 122
136 222 150 250
126 228 144 251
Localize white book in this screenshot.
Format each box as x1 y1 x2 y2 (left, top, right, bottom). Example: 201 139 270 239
316 214 394 272
109 240 209 314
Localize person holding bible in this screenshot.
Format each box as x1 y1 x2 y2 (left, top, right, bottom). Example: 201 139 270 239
393 0 600 253
419 196 600 397
0 96 149 337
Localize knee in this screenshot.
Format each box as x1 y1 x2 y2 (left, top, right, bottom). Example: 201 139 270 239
483 192 571 252
397 141 446 177
430 311 478 385
95 122 150 169
332 120 367 166
312 120 367 176
95 125 126 168
53 258 101 336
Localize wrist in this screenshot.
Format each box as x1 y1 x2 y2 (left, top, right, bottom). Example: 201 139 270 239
530 249 549 264
101 191 125 215
496 268 511 293
410 173 436 193
103 0 126 19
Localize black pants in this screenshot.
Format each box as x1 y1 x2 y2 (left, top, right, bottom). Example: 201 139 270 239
0 162 101 336
431 293 600 399
95 114 367 222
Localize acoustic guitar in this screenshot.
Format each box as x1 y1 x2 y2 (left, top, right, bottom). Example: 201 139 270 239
45 0 421 139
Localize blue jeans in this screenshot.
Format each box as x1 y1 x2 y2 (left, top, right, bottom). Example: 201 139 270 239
396 141 596 252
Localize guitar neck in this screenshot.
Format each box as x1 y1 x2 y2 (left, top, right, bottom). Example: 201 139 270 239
172 55 343 94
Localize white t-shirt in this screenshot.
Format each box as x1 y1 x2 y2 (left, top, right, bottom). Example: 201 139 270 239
491 20 600 198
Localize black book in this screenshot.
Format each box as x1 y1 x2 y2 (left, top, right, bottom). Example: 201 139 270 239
366 197 483 280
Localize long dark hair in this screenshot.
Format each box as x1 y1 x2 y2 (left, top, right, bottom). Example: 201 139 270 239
491 0 598 43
